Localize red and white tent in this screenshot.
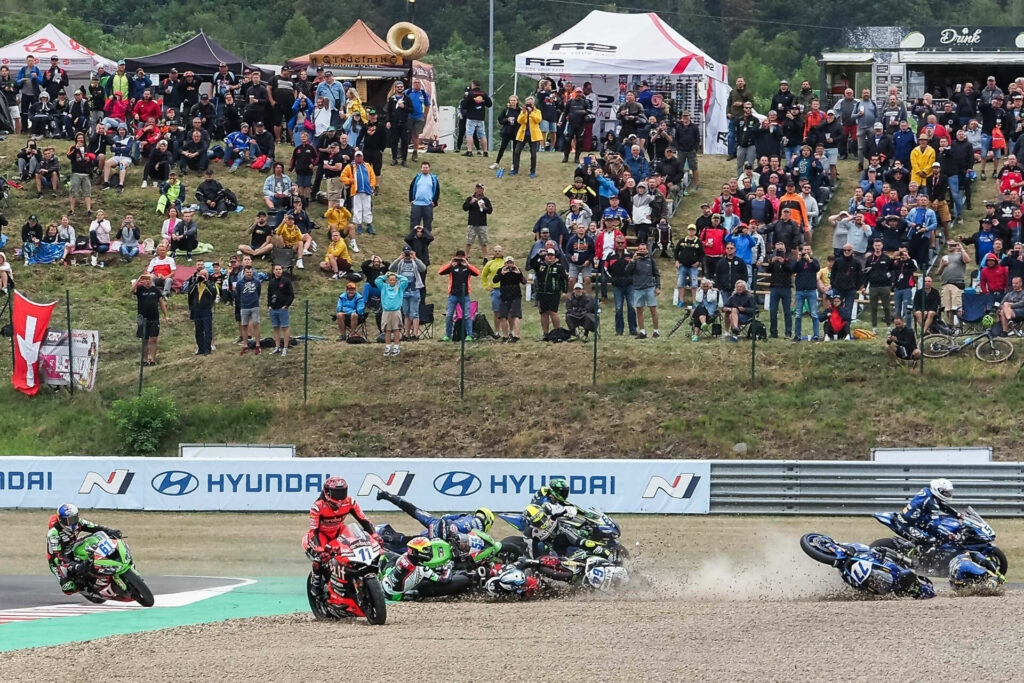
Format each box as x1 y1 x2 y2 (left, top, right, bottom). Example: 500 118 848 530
515 11 731 153
0 24 115 80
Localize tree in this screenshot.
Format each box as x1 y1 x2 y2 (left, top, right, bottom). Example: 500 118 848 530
269 12 318 64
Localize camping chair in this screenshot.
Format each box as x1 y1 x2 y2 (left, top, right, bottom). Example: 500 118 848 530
271 246 297 277
417 301 435 339
955 291 995 334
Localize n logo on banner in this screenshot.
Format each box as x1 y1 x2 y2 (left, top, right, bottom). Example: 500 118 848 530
79 470 135 495
358 471 415 497
642 474 701 499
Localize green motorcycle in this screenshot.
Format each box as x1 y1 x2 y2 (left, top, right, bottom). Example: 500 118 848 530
71 531 154 607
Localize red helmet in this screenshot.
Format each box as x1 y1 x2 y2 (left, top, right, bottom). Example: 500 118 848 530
322 477 348 505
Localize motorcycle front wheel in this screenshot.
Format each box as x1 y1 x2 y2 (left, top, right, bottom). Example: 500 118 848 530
800 533 843 566
124 570 155 607
497 536 528 565
359 575 387 626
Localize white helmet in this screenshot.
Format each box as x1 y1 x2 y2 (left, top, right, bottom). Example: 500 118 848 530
930 478 954 502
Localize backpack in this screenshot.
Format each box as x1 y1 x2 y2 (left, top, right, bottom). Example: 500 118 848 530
209 144 225 160
746 319 768 341
222 188 238 211
852 328 877 340
543 328 572 343
472 313 494 339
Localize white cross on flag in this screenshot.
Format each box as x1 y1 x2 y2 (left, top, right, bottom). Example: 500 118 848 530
11 291 57 396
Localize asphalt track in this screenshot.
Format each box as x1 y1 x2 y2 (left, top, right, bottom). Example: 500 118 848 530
0 575 243 609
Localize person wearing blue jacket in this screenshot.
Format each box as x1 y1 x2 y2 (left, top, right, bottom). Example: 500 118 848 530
892 120 917 167
892 478 958 545
725 224 757 285
623 144 650 180
376 272 409 356
16 56 44 132
315 72 345 128
335 281 365 341
129 70 153 102
595 170 619 213
408 161 440 231
225 123 256 170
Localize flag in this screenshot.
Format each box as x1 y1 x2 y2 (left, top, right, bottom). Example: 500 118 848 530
12 291 57 396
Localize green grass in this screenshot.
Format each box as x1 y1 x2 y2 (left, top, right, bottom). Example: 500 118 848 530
1 135 1021 459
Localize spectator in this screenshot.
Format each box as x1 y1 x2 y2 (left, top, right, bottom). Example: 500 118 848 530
534 201 569 249
102 124 134 192
885 316 921 368
88 210 112 268
980 253 1009 295
274 213 310 269
405 224 434 269
170 208 198 261
225 122 255 171
722 279 756 342
389 246 427 341
673 224 702 305
187 267 217 356
822 294 850 340
28 91 56 137
17 139 42 180
438 250 480 342
793 245 821 341
132 273 166 366
361 255 388 303
386 80 413 167
321 229 352 279
67 135 93 215
118 214 141 263
263 162 293 210
891 245 918 321
0 252 13 293
21 214 44 264
146 242 177 297
492 95 522 169
492 255 526 342
462 183 494 259
767 241 795 338
335 281 365 341
340 150 377 235
316 70 345 129
561 282 594 340
831 243 863 319
407 79 431 161
196 169 229 218
250 121 276 168
356 108 387 194
481 246 506 334
267 263 294 356
936 239 971 324
1 65 21 135
862 239 894 333
531 247 569 336
289 131 318 203
460 80 492 157
625 242 661 339
714 242 747 295
998 276 1024 335
913 276 941 334
512 96 543 177
55 215 76 256
180 129 209 174
910 133 936 186
157 170 185 216
409 161 440 231
699 212 728 277
604 237 637 336
376 271 409 356
34 146 60 200
237 265 262 355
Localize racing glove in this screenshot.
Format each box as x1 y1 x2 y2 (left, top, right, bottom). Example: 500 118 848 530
102 527 122 538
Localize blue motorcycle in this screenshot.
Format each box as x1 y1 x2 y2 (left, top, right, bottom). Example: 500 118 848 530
801 533 935 599
496 506 626 565
870 506 1008 576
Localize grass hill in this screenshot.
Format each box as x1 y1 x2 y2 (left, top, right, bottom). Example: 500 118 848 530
1 137 1022 459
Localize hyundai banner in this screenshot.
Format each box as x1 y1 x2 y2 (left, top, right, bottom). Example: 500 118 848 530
0 458 711 514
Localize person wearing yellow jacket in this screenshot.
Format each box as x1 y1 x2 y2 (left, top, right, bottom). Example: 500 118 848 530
324 201 359 254
512 96 543 177
340 151 377 235
481 246 507 336
321 228 352 279
273 213 311 269
910 133 936 186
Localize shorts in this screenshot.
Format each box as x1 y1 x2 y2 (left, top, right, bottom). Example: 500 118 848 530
823 148 839 166
136 316 159 339
71 173 91 198
498 298 523 319
490 289 501 312
465 119 486 138
381 309 403 331
466 224 489 246
932 200 950 224
402 290 421 319
411 118 426 135
296 174 312 188
326 177 344 203
240 307 260 325
940 283 963 311
112 156 132 168
537 292 561 313
9 105 19 119
540 120 557 133
568 263 593 280
269 308 290 328
633 287 658 308
682 150 698 170
676 266 700 289
737 312 752 325
1011 306 1024 320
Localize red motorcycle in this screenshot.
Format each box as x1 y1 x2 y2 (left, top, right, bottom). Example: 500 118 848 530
307 524 387 625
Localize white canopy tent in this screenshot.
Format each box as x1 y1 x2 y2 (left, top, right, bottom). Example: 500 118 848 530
515 11 730 153
0 24 115 81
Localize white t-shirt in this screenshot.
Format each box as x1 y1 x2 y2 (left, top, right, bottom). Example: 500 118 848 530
147 256 176 279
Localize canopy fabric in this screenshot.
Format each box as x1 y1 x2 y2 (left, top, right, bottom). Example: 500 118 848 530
0 24 115 79
125 32 258 76
288 20 404 70
515 11 728 83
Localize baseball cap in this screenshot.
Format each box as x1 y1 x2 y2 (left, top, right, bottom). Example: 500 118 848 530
540 227 551 233
117 59 125 66
324 70 333 76
169 67 178 74
874 122 883 129
687 224 697 231
932 162 941 168
504 256 514 263
573 282 584 290
700 202 710 208
28 214 38 222
826 110 836 116
574 87 583 92
255 121 264 127
256 211 268 217
546 248 556 255
218 62 228 67
200 93 209 99
355 150 363 156
475 182 484 189
402 245 412 253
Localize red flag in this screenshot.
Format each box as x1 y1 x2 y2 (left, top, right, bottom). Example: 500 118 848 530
11 291 57 396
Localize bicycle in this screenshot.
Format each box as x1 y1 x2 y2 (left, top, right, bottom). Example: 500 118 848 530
921 330 1015 363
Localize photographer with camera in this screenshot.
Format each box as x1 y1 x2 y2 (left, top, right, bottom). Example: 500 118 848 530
885 316 921 369
512 96 543 177
767 241 795 339
492 256 526 342
625 242 661 339
461 183 493 260
17 138 42 181
438 250 481 342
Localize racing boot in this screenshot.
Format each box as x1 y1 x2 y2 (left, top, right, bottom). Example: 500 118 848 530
376 489 400 503
309 564 326 598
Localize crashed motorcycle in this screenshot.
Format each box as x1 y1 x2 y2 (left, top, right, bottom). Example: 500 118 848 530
800 532 935 599
307 524 387 624
871 506 1008 576
496 505 625 564
485 554 629 599
70 531 154 607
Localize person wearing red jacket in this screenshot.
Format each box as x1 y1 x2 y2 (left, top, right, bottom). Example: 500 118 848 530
303 477 377 596
103 91 130 122
132 90 161 124
699 214 728 278
980 253 1009 295
135 117 162 158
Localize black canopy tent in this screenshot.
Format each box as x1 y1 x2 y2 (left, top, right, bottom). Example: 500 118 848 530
125 32 262 77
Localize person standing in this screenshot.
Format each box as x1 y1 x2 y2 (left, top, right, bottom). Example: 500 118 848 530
267 263 294 356
132 273 167 366
793 245 821 341
16 55 43 133
854 89 878 170
512 97 542 178
376 272 409 357
407 79 431 161
340 150 377 235
604 237 638 336
491 95 522 170
492 255 526 342
625 242 661 339
237 265 263 356
188 267 217 355
530 247 569 336
408 161 440 231
861 239 894 333
767 241 795 338
461 81 492 157
462 183 493 260
315 70 345 129
438 250 480 342
389 246 427 341
385 81 414 167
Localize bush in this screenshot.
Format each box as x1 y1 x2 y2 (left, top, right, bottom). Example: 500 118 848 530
111 391 180 455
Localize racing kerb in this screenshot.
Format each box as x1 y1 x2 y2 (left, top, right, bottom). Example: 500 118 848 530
710 461 1024 516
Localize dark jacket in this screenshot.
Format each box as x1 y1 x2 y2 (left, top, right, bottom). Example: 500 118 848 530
462 194 493 226
767 255 795 288
624 253 661 289
404 227 435 266
831 254 863 292
862 252 894 287
187 278 217 316
530 255 569 294
267 275 294 309
492 267 526 301
793 256 820 290
715 256 748 293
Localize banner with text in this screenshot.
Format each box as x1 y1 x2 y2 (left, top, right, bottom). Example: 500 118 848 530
0 457 710 514
40 329 100 391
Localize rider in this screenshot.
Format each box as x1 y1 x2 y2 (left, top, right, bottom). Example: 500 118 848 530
304 477 378 596
47 503 122 595
522 503 611 560
893 478 958 546
376 489 494 541
381 537 470 602
948 551 1004 591
530 478 571 508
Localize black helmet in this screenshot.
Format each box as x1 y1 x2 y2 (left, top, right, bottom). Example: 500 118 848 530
549 478 569 503
322 477 348 505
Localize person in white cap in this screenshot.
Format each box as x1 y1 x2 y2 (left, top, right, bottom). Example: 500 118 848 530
339 149 377 235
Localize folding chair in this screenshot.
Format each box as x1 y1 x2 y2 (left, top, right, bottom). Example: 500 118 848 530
418 301 435 339
955 291 994 335
270 246 297 277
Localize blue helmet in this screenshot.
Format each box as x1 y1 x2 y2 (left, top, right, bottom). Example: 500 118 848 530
57 503 80 532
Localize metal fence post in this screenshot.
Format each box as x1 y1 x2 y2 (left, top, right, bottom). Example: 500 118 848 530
303 299 309 404
65 290 74 395
137 318 146 397
592 308 599 385
460 285 467 398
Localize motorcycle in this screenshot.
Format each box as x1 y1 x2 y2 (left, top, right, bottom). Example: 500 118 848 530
800 532 935 599
307 524 387 625
871 506 1008 576
485 554 628 599
71 531 154 607
496 505 626 564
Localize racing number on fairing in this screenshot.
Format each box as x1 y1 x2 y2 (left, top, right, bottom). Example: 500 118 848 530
95 539 116 557
849 559 872 586
354 546 375 564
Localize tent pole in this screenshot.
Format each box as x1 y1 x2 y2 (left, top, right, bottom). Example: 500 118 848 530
514 72 518 96
488 0 495 152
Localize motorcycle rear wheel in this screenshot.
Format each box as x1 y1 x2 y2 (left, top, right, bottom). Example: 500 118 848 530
497 536 528 565
986 547 1009 575
124 570 155 607
800 533 842 565
359 576 387 626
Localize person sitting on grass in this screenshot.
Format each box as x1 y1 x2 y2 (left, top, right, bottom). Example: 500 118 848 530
722 279 756 342
0 252 14 294
41 223 72 265
565 282 596 341
376 271 409 357
225 122 255 171
88 210 112 268
263 162 293 211
196 169 228 218
321 229 352 279
170 208 198 261
335 281 365 341
157 171 186 216
239 211 274 259
823 294 851 340
34 146 61 200
885 316 921 369
273 213 309 269
132 273 167 366
118 214 141 263
691 279 720 341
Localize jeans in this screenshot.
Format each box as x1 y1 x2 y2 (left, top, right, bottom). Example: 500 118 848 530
120 245 139 260
736 145 757 175
410 204 434 231
794 289 820 338
769 286 793 336
612 285 637 334
445 294 472 338
783 145 801 166
226 143 258 168
894 287 913 321
194 312 213 354
948 174 963 218
837 289 856 321
727 118 736 156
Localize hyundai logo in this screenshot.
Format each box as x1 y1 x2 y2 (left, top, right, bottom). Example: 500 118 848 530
433 471 481 497
151 471 199 496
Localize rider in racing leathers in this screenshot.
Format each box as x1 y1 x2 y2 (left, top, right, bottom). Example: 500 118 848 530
892 478 959 545
530 478 571 508
522 504 611 560
304 477 378 596
376 489 494 542
47 503 122 595
948 551 1004 591
381 537 471 601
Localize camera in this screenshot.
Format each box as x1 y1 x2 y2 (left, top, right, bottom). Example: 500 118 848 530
775 249 785 257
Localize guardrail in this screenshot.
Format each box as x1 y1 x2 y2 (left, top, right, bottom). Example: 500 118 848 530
710 461 1024 516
